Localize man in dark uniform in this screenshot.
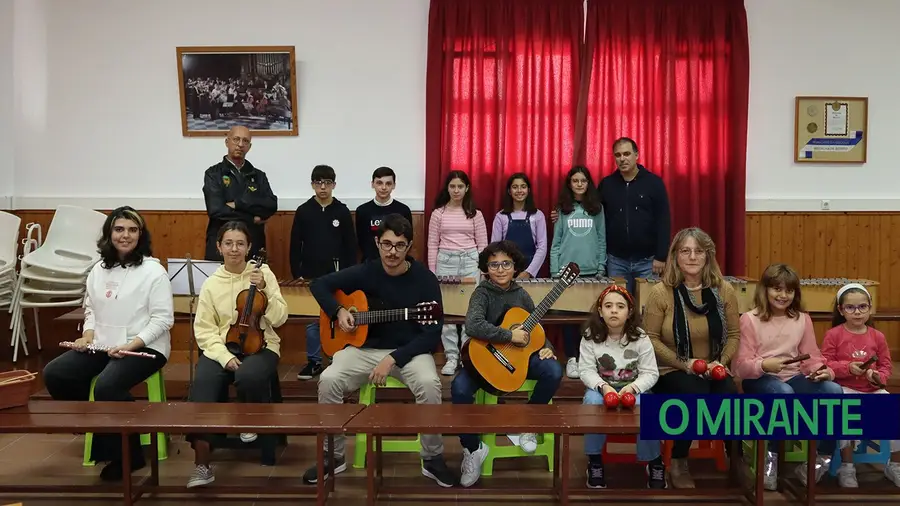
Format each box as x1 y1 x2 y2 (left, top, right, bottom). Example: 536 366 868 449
202 125 278 260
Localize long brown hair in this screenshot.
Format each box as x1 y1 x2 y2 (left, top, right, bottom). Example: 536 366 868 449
661 227 726 289
582 285 642 344
754 263 803 321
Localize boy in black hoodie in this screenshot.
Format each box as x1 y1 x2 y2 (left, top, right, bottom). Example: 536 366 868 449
290 165 357 379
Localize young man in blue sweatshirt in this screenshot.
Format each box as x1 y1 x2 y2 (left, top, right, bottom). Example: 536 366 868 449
600 137 671 295
290 164 357 380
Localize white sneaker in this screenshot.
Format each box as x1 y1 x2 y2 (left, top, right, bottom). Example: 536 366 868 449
460 443 489 487
884 462 900 487
519 433 538 454
837 464 858 488
441 358 458 376
240 433 258 443
186 464 215 488
566 358 579 379
795 455 830 486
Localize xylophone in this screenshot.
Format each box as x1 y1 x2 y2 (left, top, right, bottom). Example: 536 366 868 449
439 276 623 316
799 278 878 313
635 276 758 315
173 279 320 316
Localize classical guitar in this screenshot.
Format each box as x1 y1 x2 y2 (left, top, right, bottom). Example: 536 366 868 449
225 250 269 358
319 290 442 357
462 262 581 394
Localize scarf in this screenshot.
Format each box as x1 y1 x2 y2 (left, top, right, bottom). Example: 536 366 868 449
672 283 727 362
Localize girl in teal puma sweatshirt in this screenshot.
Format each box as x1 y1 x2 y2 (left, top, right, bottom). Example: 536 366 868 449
551 166 606 378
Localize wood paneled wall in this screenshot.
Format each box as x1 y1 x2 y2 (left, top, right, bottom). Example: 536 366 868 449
7 210 900 362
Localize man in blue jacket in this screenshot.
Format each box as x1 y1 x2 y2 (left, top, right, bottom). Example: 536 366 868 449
599 137 671 295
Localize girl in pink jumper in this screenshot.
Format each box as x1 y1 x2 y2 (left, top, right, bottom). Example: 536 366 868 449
733 263 841 490
427 170 488 376
821 283 900 488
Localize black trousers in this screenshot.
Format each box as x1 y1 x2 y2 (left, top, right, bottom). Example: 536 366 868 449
43 348 167 463
652 370 739 459
187 350 279 450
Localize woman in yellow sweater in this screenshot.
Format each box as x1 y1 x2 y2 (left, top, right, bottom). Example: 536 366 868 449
186 221 288 489
641 227 741 489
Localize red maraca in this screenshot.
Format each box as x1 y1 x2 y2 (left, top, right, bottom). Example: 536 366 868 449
710 365 728 381
604 391 620 409
620 392 637 409
692 359 708 375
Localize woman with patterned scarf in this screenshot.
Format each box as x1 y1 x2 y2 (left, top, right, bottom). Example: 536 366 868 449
641 227 741 489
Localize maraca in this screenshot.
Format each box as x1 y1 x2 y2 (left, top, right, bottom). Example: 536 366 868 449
620 392 637 409
710 365 728 381
604 391 620 409
692 359 708 375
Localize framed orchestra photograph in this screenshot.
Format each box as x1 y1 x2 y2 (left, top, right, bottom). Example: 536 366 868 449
794 96 868 163
176 46 299 137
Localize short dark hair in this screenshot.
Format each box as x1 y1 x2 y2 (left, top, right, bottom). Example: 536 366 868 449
375 213 413 242
612 137 639 153
217 220 252 244
97 206 153 269
372 166 396 182
478 240 526 275
311 164 336 182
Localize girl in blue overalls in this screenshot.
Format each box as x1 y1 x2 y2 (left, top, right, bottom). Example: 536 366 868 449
490 173 548 278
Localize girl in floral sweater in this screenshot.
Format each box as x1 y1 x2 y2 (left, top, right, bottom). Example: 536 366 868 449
578 285 665 490
821 282 900 489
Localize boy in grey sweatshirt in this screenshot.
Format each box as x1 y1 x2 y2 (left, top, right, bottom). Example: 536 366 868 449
451 241 563 488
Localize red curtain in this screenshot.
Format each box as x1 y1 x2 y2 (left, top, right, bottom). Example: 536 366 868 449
575 0 750 275
424 0 585 270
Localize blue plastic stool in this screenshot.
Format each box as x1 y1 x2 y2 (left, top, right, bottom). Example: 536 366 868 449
82 369 168 466
829 440 892 476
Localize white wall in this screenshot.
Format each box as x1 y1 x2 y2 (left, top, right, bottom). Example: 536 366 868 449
2 0 897 211
0 0 14 209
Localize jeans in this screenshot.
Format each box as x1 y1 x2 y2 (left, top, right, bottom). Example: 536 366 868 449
742 373 842 455
606 254 654 297
306 322 321 364
583 389 661 461
434 249 480 361
451 352 563 452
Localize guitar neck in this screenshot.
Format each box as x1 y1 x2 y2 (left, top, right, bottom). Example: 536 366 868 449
522 279 571 332
353 308 415 325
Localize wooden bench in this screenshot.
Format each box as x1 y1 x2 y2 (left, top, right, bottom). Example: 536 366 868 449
0 400 363 506
343 403 766 506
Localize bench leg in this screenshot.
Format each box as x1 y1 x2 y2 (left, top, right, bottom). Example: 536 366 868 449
560 434 570 506
150 432 160 487
121 433 133 506
366 432 377 506
754 439 766 506
316 434 326 506
806 440 817 506
327 435 336 495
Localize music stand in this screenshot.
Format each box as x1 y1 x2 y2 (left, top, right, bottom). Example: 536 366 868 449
167 256 219 395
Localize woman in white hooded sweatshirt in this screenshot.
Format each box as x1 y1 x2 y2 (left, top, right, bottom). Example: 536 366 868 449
43 206 174 482
186 220 288 489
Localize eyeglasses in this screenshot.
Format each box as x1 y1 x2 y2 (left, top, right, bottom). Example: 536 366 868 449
312 179 335 187
487 260 514 271
841 303 871 314
379 241 409 252
678 248 707 258
220 240 248 251
229 136 251 146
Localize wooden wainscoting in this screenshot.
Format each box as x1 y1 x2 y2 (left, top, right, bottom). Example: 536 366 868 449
6 210 900 362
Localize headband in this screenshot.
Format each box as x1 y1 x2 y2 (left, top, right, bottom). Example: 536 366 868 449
600 284 634 307
836 283 870 302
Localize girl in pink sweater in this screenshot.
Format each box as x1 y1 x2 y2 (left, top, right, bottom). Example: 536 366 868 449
427 170 488 376
733 263 841 490
820 283 900 488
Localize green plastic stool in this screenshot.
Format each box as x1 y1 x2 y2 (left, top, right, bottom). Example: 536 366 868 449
743 439 808 474
82 369 168 466
475 379 555 476
352 376 422 469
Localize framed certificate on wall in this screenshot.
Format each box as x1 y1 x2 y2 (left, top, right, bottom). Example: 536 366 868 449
794 96 868 163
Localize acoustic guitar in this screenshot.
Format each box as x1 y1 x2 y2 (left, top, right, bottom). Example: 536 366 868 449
319 290 442 357
461 262 581 395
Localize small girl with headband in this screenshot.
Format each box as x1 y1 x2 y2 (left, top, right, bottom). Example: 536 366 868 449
821 282 900 488
578 284 666 490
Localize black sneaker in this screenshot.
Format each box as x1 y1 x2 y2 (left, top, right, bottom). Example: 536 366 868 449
297 362 324 380
422 456 456 488
302 457 346 484
586 462 606 489
646 461 668 489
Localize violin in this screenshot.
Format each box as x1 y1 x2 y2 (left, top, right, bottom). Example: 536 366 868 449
225 250 269 358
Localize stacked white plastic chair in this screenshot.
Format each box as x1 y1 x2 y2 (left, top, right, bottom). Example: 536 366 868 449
0 211 22 357
8 205 107 362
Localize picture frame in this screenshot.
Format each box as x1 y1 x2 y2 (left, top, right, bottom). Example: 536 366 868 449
794 96 868 163
176 46 298 137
